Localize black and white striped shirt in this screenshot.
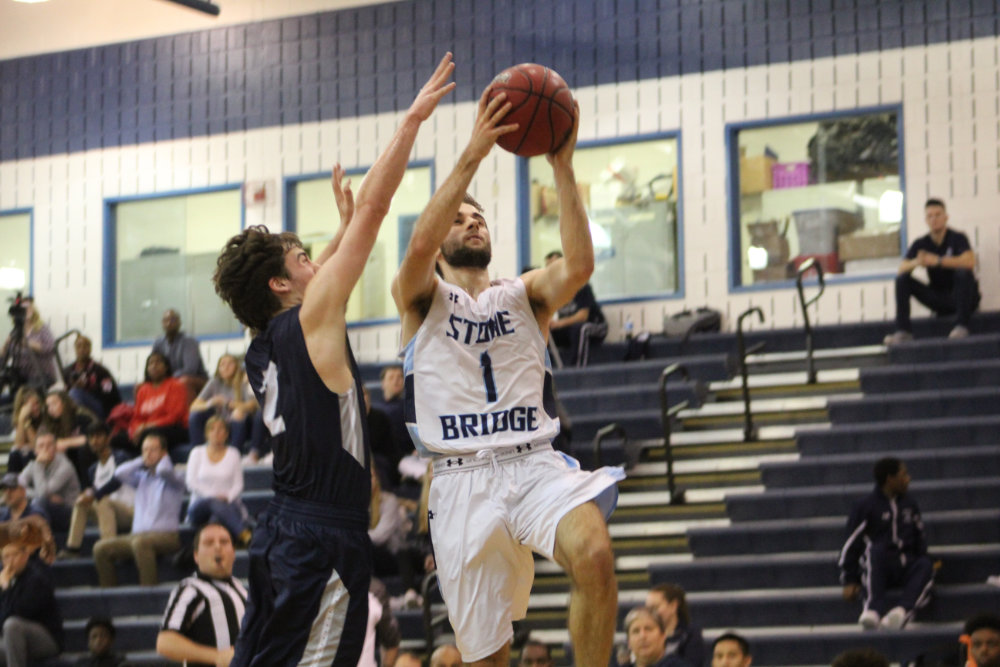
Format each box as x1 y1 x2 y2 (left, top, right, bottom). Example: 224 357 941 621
161 571 248 663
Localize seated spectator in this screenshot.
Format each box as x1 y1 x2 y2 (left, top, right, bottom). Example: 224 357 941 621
8 385 43 473
63 334 122 422
830 648 889 667
376 365 412 472
0 515 56 565
116 351 189 454
0 539 63 665
369 465 423 604
839 457 933 630
646 583 704 666
544 249 607 367
43 389 99 485
359 578 401 667
519 639 554 667
59 423 135 560
75 616 132 667
0 295 58 390
19 429 80 531
185 416 250 545
623 606 693 667
430 644 462 667
153 308 208 403
156 523 247 667
885 198 981 344
711 633 751 667
0 473 46 523
964 613 1000 667
188 353 261 455
93 433 184 587
365 386 403 490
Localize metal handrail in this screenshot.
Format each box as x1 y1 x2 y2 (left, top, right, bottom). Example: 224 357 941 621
658 363 689 505
592 422 628 470
737 307 765 442
795 258 826 384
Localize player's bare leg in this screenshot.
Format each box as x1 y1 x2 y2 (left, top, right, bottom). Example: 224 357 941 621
470 643 510 667
553 500 617 667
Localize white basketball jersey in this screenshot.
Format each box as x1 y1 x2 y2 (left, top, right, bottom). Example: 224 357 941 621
403 277 560 456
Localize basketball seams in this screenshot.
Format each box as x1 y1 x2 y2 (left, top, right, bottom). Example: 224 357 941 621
489 63 576 157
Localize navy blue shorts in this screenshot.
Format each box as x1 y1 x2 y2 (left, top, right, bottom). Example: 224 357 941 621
232 495 371 667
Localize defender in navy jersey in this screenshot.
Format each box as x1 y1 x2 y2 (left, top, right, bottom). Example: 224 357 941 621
211 55 455 667
393 86 622 666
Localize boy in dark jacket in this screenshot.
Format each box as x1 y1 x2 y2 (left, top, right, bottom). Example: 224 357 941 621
838 457 934 630
0 539 63 664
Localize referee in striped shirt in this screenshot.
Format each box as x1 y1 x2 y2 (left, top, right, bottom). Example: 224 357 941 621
157 523 247 667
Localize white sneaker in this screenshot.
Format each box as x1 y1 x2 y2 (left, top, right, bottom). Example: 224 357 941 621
880 606 907 630
859 609 880 630
948 325 970 339
883 330 913 345
986 574 1000 587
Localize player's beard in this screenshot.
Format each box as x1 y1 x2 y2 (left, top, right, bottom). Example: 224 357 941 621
441 239 491 269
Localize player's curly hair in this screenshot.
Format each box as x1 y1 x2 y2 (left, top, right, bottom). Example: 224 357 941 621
213 225 302 334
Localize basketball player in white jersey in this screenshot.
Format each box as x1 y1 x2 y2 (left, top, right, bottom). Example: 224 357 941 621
391 87 623 666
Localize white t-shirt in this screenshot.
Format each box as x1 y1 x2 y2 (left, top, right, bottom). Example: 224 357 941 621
93 455 135 507
184 445 243 503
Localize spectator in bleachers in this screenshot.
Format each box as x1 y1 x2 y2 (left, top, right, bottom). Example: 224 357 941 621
544 250 607 367
63 334 122 422
156 523 247 667
369 465 424 608
116 351 189 454
75 616 132 667
188 353 260 454
153 308 208 403
43 389 99 485
365 385 402 490
1 295 58 390
0 538 63 665
19 429 80 531
0 474 44 523
964 613 1000 667
839 457 933 631
711 633 751 667
646 583 704 666
58 423 135 560
395 652 422 667
885 198 981 344
623 606 693 667
519 639 554 667
430 644 462 667
8 385 43 473
93 432 184 587
830 648 889 667
359 578 401 667
185 416 251 546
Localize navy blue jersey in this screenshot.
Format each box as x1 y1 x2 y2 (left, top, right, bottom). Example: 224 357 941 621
905 228 975 292
245 307 370 509
838 487 926 585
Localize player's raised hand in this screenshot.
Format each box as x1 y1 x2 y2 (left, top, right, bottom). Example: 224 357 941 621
548 100 580 168
465 86 519 162
331 163 354 227
407 52 457 122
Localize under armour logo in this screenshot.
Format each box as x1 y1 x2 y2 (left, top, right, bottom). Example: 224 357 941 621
448 292 459 303
516 445 522 453
526 443 532 450
457 457 463 465
446 458 464 467
428 510 435 520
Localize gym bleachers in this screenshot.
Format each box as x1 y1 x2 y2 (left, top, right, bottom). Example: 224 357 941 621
4 312 1000 665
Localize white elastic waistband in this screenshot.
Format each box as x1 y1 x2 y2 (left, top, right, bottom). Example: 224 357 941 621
432 442 552 475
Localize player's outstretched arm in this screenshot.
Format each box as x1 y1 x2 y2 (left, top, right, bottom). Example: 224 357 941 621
303 53 456 317
523 104 593 324
392 86 517 341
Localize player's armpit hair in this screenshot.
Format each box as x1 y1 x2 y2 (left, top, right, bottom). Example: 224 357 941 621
213 225 301 333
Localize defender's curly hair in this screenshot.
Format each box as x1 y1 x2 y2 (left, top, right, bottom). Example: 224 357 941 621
213 225 302 334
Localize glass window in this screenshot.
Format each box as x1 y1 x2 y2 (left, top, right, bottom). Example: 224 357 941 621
0 211 31 322
107 188 243 344
526 135 680 300
732 108 903 287
289 164 432 323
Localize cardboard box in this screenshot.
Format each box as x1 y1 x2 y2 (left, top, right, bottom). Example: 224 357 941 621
754 265 791 283
838 229 901 261
740 155 776 194
532 183 592 220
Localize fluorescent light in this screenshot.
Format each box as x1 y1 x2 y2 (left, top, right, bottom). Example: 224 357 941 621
12 0 50 4
747 245 769 270
0 268 26 290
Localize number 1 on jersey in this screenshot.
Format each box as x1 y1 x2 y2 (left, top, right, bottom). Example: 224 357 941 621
480 350 498 403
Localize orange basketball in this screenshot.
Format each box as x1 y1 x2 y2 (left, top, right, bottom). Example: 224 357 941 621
488 64 576 157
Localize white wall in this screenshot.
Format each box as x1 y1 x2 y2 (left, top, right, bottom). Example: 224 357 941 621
2 37 999 383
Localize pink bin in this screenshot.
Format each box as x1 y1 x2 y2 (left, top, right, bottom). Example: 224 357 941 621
772 162 810 189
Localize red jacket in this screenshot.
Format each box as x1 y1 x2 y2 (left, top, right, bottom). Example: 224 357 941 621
130 377 189 438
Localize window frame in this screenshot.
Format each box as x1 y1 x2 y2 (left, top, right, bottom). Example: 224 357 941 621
726 103 906 292
0 207 33 302
102 184 246 348
516 130 686 305
283 159 436 328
